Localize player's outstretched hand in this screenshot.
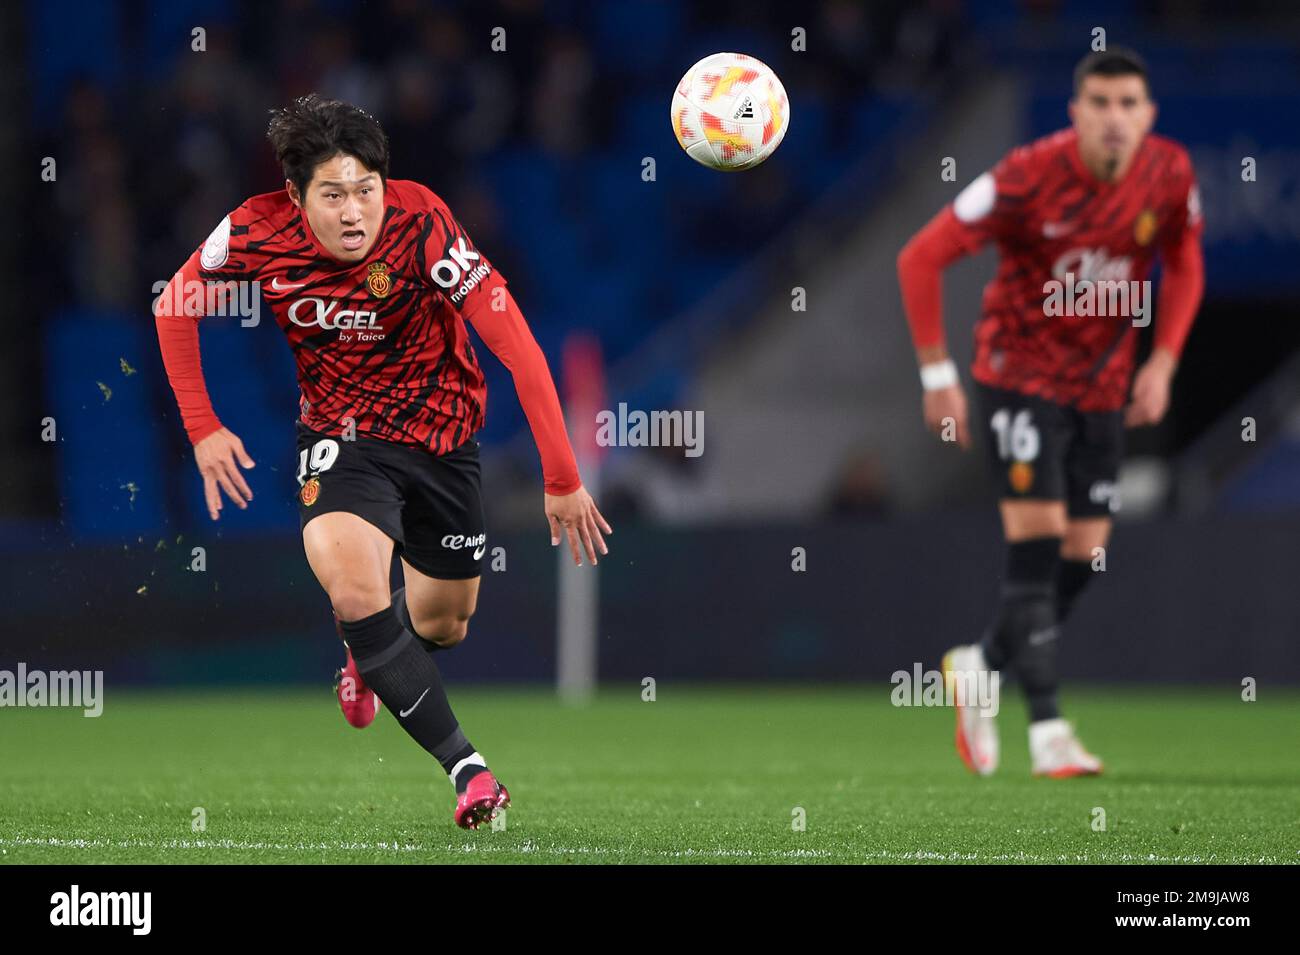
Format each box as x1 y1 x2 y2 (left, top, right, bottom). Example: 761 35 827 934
1125 349 1176 428
194 427 255 520
545 486 612 566
923 384 972 450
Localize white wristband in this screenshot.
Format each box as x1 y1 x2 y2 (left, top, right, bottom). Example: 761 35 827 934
919 359 958 391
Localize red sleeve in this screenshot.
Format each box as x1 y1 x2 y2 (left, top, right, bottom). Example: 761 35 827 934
154 250 224 445
897 206 981 350
408 182 502 316
1153 229 1204 359
1154 169 1205 359
897 153 1026 352
407 183 581 494
463 284 582 496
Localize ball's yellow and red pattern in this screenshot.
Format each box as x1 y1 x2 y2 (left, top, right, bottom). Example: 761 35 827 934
671 52 789 170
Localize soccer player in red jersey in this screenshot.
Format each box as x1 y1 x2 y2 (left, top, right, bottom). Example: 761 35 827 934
154 95 611 828
896 50 1204 776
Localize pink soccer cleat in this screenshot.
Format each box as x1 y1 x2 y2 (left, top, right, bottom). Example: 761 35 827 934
333 612 380 729
455 771 511 830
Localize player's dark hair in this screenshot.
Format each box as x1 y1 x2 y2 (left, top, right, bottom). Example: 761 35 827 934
266 93 390 195
1073 48 1151 97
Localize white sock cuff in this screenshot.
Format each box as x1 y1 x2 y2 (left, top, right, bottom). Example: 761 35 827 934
449 752 486 784
1028 718 1070 745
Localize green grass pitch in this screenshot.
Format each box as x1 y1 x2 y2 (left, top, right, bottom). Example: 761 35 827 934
1 686 1297 864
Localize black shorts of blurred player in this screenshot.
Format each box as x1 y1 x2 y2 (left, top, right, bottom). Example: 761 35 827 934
294 422 485 648
973 382 1122 560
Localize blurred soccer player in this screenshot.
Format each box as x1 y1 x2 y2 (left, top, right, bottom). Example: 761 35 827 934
896 50 1203 776
154 95 611 827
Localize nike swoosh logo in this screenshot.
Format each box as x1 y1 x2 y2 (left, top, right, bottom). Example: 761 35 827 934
473 544 486 561
1027 627 1058 647
270 277 306 291
399 687 430 718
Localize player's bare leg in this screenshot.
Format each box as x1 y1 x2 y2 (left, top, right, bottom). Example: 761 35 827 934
303 512 507 827
303 512 396 619
392 563 480 650
998 499 1068 541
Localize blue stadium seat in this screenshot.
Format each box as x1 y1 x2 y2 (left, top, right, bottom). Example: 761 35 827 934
177 313 299 533
142 0 235 79
28 1 124 121
46 311 167 537
592 0 685 75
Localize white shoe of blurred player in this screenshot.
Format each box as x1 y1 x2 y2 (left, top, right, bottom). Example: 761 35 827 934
1029 718 1103 777
941 645 1000 776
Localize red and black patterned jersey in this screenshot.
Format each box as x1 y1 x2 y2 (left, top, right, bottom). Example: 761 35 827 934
193 179 500 453
946 128 1202 412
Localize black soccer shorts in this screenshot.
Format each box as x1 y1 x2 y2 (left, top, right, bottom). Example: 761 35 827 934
972 382 1123 518
294 421 486 579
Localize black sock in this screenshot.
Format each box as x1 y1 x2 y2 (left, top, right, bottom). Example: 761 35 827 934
978 622 1005 669
339 605 486 792
979 536 1062 722
391 586 445 653
1056 559 1094 623
980 538 1060 668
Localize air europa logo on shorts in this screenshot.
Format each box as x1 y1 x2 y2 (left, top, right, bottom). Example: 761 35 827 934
441 533 486 551
1089 480 1121 513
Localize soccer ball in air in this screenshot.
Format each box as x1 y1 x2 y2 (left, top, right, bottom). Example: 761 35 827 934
671 52 789 171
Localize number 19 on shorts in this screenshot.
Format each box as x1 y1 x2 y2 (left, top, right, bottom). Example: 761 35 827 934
297 438 340 486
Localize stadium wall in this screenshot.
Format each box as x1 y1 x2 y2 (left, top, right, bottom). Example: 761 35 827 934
7 514 1298 687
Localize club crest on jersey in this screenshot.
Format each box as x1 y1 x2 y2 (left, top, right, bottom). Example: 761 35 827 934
367 262 392 298
1134 209 1158 247
300 477 320 507
1008 461 1034 494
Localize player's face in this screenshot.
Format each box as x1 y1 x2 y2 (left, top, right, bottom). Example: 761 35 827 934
1069 75 1156 179
288 154 385 263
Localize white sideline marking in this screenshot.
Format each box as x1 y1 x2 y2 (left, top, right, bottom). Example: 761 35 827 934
0 836 1289 864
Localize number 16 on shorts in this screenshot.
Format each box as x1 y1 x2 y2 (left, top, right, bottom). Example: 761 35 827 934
989 406 1040 495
